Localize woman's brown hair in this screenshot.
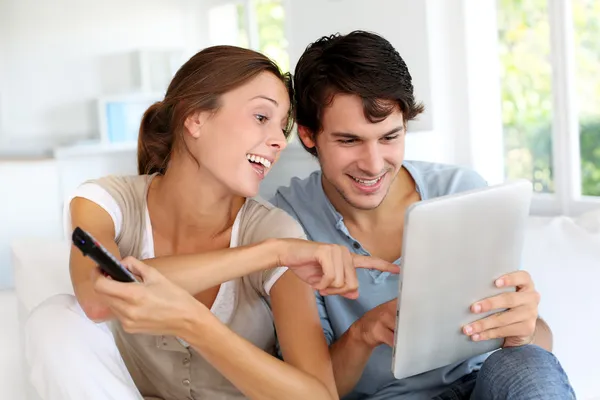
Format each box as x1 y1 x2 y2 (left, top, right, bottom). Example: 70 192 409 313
137 45 294 175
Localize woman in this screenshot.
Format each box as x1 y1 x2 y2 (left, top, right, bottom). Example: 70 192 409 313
25 45 398 400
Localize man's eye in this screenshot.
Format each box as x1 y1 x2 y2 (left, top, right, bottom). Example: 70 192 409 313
338 139 356 144
383 135 400 141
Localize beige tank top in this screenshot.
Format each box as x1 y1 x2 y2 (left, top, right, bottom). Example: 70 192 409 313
90 174 306 400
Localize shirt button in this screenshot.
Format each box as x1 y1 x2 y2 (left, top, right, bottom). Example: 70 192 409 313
183 357 190 366
353 242 360 249
182 378 190 387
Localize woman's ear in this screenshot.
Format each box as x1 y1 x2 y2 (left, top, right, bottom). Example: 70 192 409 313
184 111 210 139
297 126 316 149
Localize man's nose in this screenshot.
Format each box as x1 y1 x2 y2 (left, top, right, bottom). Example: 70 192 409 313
357 142 385 175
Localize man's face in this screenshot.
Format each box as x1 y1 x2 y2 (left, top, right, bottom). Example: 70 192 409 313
300 93 406 210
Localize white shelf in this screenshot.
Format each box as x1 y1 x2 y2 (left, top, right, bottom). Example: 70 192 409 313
53 141 137 159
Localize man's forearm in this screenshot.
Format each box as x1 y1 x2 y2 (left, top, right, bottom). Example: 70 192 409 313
143 239 281 295
329 324 374 397
532 317 553 352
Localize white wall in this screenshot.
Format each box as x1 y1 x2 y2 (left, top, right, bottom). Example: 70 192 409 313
286 0 504 174
288 0 433 135
285 0 461 165
0 0 202 149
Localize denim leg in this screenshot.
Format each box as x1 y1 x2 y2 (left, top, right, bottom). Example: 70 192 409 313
431 371 479 400
471 345 576 400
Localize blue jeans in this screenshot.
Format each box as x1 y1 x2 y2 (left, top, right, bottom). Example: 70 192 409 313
433 345 576 400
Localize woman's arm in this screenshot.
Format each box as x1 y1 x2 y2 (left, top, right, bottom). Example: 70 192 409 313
182 273 338 400
69 198 121 322
69 198 277 322
95 259 336 400
71 198 398 322
268 271 339 398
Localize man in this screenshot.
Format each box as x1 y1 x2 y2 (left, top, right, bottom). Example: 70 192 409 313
270 31 574 399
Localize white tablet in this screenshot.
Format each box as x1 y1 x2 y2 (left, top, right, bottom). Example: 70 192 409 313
391 179 533 380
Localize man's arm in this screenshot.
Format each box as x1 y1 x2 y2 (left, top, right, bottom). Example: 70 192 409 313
329 325 376 396
532 317 553 352
327 299 397 397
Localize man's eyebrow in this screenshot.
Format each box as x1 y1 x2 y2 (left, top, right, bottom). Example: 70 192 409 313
381 126 405 137
331 132 360 139
250 95 278 106
331 126 404 139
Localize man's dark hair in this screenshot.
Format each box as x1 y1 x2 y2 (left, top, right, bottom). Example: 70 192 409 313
294 30 425 156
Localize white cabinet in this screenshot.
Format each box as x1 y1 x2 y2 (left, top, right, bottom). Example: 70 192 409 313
0 159 62 289
0 145 138 289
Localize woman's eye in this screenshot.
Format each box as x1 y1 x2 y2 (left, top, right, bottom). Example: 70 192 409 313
255 114 269 123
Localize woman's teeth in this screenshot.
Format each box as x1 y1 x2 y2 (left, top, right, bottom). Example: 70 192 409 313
246 154 271 168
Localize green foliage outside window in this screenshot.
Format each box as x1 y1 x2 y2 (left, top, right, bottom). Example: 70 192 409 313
497 0 600 196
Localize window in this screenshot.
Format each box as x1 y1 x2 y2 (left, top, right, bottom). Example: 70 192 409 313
497 0 554 193
496 0 600 214
208 0 289 73
573 0 600 196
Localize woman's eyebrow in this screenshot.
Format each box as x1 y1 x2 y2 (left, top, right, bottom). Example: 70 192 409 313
250 95 279 106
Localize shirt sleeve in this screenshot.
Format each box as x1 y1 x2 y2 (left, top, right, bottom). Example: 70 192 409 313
62 183 123 240
244 205 307 297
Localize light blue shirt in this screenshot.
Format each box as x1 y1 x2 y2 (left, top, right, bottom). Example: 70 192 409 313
270 160 490 400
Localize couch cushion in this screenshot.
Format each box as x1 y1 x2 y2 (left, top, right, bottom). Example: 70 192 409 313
522 208 600 400
12 239 73 315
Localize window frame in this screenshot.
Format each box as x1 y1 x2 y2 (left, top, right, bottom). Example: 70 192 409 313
204 0 291 59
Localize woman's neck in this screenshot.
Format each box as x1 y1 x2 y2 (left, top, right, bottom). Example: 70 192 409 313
147 159 245 250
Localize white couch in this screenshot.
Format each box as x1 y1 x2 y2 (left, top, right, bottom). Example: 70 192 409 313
12 210 600 400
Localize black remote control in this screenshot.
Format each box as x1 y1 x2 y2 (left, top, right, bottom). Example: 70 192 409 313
72 227 138 283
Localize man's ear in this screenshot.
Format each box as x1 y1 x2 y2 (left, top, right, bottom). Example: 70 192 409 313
297 125 316 149
184 111 210 139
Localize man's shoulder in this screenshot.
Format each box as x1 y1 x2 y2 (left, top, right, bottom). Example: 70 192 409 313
269 170 322 216
405 160 488 199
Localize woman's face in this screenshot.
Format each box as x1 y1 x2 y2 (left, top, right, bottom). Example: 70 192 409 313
183 71 291 198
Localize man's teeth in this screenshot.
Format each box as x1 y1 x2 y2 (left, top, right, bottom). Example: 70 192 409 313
246 154 271 168
352 176 382 186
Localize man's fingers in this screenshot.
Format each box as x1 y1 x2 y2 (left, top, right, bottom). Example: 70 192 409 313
376 326 396 347
382 306 397 330
352 254 400 273
463 305 535 336
495 270 535 291
469 321 534 342
472 291 539 314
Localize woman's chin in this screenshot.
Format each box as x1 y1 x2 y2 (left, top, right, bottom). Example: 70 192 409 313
232 182 261 199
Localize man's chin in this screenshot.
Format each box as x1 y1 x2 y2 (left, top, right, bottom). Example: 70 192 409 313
343 192 386 211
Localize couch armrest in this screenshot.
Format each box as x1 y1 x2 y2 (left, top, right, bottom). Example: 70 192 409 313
12 239 73 316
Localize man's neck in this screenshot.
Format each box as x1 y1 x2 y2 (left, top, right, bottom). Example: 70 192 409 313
327 167 419 232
